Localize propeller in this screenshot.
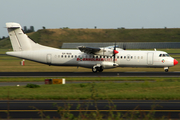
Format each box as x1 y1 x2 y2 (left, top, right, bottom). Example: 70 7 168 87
113 43 119 63
123 43 126 50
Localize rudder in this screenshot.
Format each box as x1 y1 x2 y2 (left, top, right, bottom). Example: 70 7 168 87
6 22 34 51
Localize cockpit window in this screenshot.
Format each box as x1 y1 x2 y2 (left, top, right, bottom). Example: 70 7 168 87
159 54 170 57
166 54 170 57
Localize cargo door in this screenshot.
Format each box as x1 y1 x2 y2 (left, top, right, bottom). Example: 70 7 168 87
46 54 52 64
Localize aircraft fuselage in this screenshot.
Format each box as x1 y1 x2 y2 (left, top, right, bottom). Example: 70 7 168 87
6 49 175 69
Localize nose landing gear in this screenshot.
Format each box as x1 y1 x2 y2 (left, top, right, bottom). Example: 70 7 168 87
164 67 169 72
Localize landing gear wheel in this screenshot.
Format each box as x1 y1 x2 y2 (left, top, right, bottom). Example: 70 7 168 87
92 67 97 73
99 69 103 72
165 69 169 72
99 66 103 72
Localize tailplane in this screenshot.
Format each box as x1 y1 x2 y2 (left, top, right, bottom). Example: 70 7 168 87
6 22 36 51
6 22 54 51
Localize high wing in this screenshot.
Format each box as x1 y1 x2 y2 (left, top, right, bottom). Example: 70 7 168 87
78 46 119 56
78 46 101 54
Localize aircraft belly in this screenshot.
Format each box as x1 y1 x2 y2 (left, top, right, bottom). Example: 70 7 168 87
120 60 147 67
78 61 99 68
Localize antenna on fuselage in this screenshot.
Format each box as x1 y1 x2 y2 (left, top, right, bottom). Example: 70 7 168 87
123 43 126 50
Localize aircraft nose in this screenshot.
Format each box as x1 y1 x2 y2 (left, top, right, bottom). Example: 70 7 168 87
174 59 178 65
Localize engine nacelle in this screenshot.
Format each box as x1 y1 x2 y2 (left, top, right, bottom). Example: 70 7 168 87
101 62 118 69
95 48 113 56
95 48 119 56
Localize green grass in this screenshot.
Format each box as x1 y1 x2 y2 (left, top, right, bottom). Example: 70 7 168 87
1 28 180 49
1 77 180 82
1 81 180 100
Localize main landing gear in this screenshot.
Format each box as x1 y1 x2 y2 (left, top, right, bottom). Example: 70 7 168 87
92 65 103 73
164 67 169 72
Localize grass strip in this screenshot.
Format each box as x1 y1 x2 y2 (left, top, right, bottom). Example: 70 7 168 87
1 77 180 82
1 81 180 100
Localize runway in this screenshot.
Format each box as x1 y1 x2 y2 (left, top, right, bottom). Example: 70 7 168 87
0 72 179 119
0 100 180 119
0 72 180 77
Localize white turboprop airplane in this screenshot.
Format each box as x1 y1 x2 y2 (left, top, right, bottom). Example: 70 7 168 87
5 22 178 73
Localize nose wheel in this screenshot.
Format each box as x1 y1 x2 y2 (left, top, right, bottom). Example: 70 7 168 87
164 67 169 72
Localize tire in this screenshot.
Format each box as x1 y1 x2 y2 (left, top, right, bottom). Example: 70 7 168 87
165 69 169 72
99 67 103 72
92 67 97 73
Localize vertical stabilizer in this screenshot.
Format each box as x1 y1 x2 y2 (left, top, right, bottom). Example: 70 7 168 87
6 22 34 51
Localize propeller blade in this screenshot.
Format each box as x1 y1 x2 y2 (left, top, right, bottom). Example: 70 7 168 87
123 44 126 50
113 42 118 63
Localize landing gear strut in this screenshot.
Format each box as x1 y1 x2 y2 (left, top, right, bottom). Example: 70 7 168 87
92 67 97 73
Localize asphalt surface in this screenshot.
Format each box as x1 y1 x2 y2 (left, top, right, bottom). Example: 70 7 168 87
0 72 179 119
0 72 180 77
0 100 180 119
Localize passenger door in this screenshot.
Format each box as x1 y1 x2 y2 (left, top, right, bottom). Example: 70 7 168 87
147 53 154 65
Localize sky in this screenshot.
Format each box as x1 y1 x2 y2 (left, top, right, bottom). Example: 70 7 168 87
1 0 180 38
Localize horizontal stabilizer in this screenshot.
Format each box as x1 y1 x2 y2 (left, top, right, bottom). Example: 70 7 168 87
6 22 21 29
